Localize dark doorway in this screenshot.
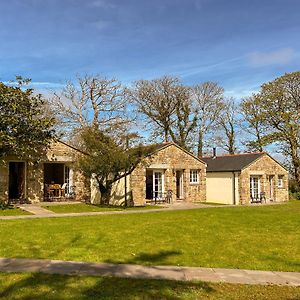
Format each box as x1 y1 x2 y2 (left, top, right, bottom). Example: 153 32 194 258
145 170 153 199
9 162 26 200
44 163 64 184
176 170 183 199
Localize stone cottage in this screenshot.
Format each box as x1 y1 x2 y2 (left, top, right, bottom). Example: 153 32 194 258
91 142 207 206
202 152 289 205
0 141 89 203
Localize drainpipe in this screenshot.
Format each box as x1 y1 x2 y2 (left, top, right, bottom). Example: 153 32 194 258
232 172 236 205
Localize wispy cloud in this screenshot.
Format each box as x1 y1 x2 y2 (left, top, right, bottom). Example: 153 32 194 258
2 80 64 91
89 0 116 9
92 20 110 31
178 55 246 78
248 48 295 67
225 87 259 99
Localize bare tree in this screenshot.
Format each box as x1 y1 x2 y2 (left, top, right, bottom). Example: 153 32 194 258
191 82 224 156
130 76 197 149
217 98 239 154
169 95 198 149
51 75 130 142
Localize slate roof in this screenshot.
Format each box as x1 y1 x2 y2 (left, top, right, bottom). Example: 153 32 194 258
202 153 265 172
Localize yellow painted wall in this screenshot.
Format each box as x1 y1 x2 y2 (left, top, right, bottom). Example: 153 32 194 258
206 172 235 204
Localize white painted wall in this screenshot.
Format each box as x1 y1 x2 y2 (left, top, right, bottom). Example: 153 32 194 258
206 172 236 204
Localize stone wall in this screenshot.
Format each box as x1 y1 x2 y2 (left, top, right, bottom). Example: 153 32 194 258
0 141 90 203
239 154 289 204
0 159 9 203
129 144 206 205
46 142 90 201
26 162 44 203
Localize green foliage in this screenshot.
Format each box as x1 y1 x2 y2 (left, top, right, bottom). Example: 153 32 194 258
289 192 300 201
258 72 300 183
242 71 300 183
0 204 31 216
0 78 55 159
0 203 11 210
78 128 154 204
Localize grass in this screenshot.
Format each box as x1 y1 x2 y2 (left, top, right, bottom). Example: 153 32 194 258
0 205 31 216
0 273 299 300
41 203 164 213
200 202 227 205
0 201 299 272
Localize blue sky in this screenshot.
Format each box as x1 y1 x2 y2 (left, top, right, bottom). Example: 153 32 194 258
0 0 299 98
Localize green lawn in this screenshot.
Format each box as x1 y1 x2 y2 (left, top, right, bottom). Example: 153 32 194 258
0 201 299 272
41 203 164 213
0 273 299 300
0 206 31 216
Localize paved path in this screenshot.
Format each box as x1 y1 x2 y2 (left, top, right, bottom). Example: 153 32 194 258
17 205 56 216
0 203 217 220
0 258 299 286
1 202 284 220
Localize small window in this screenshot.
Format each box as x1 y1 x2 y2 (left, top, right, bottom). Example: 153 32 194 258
190 170 199 184
278 175 284 188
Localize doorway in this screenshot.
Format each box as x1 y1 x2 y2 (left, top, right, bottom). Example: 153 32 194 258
44 163 65 184
145 170 164 200
176 170 184 199
145 170 153 199
9 162 26 201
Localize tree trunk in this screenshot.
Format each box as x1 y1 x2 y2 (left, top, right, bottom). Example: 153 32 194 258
228 139 235 154
164 127 169 142
98 183 112 205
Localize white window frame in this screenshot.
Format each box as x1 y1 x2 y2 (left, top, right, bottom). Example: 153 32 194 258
153 170 164 199
190 169 199 184
250 176 261 201
278 175 284 188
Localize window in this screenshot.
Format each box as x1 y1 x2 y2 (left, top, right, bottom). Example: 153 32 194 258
190 170 199 184
278 175 284 188
250 176 261 201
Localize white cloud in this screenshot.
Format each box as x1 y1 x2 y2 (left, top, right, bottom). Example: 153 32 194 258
248 48 295 67
224 88 258 99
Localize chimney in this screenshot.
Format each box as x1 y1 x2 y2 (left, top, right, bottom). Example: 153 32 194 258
213 147 217 158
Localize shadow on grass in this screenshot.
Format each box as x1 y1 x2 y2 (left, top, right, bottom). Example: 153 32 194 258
0 273 215 300
104 250 182 265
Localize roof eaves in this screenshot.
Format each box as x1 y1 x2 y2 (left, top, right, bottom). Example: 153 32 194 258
147 142 207 165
